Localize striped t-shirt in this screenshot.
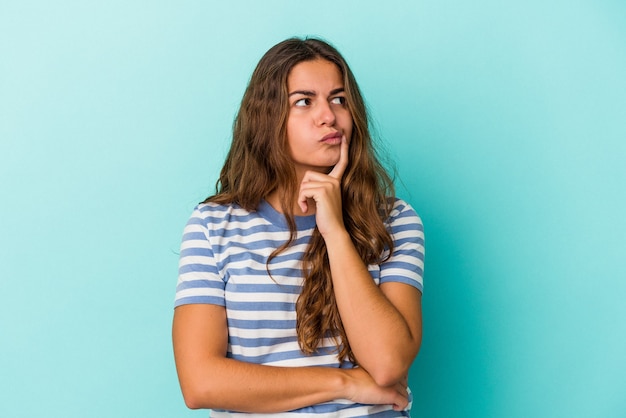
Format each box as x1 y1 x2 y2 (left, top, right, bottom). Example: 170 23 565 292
175 198 424 417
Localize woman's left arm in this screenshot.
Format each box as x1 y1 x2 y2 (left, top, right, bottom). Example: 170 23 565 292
324 231 422 387
297 138 423 387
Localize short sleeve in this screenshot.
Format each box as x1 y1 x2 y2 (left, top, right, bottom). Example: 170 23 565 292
174 205 226 307
379 199 425 292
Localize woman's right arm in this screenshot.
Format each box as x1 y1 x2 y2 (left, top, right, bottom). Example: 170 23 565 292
172 303 409 413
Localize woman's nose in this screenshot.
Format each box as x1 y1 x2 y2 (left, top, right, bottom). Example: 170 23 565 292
316 102 336 126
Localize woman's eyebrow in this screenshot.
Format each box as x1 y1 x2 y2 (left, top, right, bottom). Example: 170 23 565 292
289 90 315 97
288 87 345 97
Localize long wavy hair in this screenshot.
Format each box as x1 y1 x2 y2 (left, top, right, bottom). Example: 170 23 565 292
206 37 395 363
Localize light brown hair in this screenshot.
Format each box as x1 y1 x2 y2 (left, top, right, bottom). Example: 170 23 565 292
206 37 395 362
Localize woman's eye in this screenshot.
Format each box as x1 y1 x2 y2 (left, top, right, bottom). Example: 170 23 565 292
330 96 346 105
294 98 310 107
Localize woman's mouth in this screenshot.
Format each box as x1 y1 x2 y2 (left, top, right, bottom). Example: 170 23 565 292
320 132 342 144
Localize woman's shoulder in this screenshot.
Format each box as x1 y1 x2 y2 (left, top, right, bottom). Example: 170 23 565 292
386 197 421 219
187 200 257 226
383 197 424 232
192 200 249 215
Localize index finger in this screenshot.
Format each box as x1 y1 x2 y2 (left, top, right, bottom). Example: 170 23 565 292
328 135 349 180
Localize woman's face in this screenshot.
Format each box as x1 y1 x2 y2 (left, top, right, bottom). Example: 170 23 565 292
286 59 353 179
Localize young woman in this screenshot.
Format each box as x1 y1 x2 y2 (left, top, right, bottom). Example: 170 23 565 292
173 37 425 417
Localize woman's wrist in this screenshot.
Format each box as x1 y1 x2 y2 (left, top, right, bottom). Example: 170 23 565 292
336 368 356 401
321 227 351 248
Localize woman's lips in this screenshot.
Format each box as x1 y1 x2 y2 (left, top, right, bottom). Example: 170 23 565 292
320 132 342 144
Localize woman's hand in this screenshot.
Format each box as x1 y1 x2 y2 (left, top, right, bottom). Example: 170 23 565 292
343 367 410 412
297 136 349 237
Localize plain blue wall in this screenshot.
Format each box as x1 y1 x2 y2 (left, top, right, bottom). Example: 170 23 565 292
1 1 625 417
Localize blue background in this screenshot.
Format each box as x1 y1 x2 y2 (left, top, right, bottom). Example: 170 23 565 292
1 1 625 417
